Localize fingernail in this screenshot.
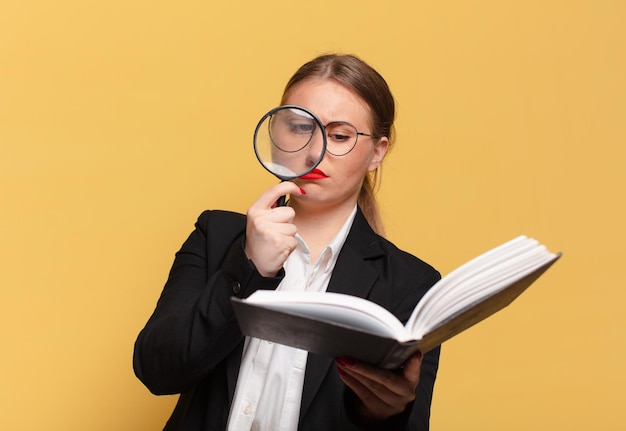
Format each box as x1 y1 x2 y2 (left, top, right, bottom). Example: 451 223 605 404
336 366 346 377
335 357 355 368
299 187 306 195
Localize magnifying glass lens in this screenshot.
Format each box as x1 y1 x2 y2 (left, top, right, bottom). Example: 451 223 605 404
269 108 316 152
254 106 327 181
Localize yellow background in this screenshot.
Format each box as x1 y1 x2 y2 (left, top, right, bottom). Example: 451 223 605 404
1 0 624 429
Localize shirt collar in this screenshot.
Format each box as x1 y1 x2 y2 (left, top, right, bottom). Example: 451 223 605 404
295 205 357 273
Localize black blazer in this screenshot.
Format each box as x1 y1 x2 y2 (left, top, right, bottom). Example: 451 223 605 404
134 208 441 431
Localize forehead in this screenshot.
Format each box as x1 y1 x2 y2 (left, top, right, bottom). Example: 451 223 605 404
282 78 372 126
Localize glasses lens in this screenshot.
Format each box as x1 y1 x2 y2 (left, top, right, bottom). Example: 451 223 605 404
269 108 316 153
325 122 358 156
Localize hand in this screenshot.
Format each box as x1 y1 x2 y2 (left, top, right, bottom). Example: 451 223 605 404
244 182 304 277
335 352 423 422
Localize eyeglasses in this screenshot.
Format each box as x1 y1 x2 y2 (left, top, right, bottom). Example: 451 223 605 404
322 121 378 156
266 107 378 157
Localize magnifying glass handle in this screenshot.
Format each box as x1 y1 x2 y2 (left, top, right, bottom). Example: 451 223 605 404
275 179 288 207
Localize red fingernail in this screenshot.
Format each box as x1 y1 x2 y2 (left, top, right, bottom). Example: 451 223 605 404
335 357 355 368
336 366 346 377
299 187 306 195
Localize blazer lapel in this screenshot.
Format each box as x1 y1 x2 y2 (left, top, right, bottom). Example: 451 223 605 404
299 208 386 419
326 206 386 298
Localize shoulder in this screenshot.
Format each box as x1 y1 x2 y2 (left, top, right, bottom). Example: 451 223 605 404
196 209 246 225
176 210 246 259
194 209 247 237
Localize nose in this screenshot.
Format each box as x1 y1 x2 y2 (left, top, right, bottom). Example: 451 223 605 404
305 127 326 167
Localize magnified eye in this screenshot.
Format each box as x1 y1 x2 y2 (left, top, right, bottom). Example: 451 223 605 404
289 122 316 134
256 105 327 182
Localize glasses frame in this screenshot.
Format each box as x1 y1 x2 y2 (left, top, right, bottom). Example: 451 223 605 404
322 121 378 156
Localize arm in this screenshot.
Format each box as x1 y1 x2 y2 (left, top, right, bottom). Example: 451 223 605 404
133 210 283 395
133 182 305 395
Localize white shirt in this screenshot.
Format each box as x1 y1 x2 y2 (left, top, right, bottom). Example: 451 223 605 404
227 206 357 431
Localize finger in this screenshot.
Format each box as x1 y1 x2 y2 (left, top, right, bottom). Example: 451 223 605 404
336 367 397 420
336 358 403 393
246 207 296 236
402 351 423 385
266 206 297 224
253 182 304 210
336 358 415 400
269 221 298 236
343 367 411 406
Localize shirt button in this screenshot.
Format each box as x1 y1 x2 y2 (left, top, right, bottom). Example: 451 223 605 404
244 404 252 415
231 280 241 294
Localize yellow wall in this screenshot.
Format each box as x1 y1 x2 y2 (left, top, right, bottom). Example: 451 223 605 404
1 1 624 429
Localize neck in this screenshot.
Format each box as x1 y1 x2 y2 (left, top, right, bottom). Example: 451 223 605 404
289 199 357 261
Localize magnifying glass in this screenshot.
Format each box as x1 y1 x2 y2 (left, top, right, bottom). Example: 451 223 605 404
253 105 327 206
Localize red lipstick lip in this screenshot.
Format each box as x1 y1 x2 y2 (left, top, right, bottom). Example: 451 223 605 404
299 168 328 180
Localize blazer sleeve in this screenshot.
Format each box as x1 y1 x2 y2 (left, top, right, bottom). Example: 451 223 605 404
133 210 283 395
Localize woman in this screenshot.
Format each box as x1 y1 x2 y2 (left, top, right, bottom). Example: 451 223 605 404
134 54 441 430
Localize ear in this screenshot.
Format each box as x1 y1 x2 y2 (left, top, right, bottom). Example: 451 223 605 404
368 137 389 172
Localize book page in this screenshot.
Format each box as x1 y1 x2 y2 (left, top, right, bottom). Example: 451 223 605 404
414 245 544 328
244 291 412 340
407 236 557 337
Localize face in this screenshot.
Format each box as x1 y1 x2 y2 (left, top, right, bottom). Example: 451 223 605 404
283 78 389 211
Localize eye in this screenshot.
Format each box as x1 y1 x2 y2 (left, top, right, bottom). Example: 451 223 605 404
328 132 351 142
326 123 356 143
289 122 315 134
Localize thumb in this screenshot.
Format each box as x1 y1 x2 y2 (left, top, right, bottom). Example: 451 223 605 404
402 351 423 385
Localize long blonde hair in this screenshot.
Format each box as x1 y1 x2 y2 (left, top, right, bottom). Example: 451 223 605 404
281 54 396 235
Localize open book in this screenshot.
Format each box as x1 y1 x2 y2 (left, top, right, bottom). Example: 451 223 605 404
231 235 560 369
